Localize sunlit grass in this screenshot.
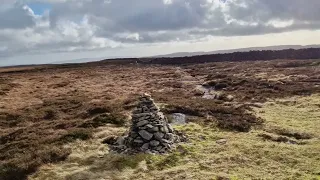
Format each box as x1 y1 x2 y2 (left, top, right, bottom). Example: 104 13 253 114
30 95 320 180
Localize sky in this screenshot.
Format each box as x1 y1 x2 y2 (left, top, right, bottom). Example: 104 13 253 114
0 0 320 66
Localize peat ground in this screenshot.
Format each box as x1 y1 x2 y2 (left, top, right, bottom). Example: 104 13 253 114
0 59 319 179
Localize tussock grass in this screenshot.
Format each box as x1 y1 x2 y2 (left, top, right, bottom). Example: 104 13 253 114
59 129 92 143
30 94 320 180
2 59 319 180
256 94 320 138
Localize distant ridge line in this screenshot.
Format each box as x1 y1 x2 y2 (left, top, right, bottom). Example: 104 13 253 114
1 47 319 70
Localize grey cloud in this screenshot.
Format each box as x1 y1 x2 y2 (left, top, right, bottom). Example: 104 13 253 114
1 0 320 61
228 0 320 23
49 0 216 31
0 3 35 29
189 22 320 37
78 0 320 43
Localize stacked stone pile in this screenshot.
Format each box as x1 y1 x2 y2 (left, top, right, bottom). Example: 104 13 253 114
112 93 179 154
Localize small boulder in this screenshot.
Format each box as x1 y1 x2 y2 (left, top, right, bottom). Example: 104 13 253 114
226 95 234 102
216 139 227 145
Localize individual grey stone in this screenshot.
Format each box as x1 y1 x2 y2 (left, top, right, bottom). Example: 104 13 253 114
141 143 149 150
166 144 172 149
143 93 151 97
288 140 297 145
139 130 153 140
154 132 164 141
137 116 148 121
151 150 158 154
165 133 175 141
252 103 263 108
159 147 167 153
164 126 169 133
157 112 165 119
155 146 163 151
170 113 186 125
161 139 171 144
136 120 149 127
133 139 144 144
226 95 234 102
116 137 125 145
216 139 227 145
160 126 169 133
146 124 154 129
167 124 174 133
139 126 147 130
150 140 160 147
150 126 159 132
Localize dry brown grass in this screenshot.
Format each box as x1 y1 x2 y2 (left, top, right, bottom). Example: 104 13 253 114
0 59 319 179
30 94 320 180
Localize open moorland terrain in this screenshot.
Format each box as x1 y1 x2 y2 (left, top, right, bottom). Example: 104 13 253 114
0 57 320 180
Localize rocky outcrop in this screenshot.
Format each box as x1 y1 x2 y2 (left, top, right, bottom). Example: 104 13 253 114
110 93 180 154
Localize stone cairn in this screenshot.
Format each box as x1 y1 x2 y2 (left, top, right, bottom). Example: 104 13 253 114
112 93 179 154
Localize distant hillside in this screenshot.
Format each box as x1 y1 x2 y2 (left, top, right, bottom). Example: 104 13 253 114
1 47 320 69
154 45 320 58
38 48 320 68
51 56 133 64
142 48 320 65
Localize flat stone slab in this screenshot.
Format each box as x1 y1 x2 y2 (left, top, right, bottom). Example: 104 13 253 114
170 113 187 125
132 113 153 118
138 130 153 140
154 132 164 140
136 120 149 127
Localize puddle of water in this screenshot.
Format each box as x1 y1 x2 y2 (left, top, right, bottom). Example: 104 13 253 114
170 113 187 125
196 85 216 99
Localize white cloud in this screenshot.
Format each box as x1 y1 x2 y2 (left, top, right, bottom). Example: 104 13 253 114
0 0 320 65
163 0 173 5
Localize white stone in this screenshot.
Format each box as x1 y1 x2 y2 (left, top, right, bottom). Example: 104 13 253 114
216 139 227 145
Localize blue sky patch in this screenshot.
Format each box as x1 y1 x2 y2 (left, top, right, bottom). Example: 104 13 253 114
27 2 51 15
